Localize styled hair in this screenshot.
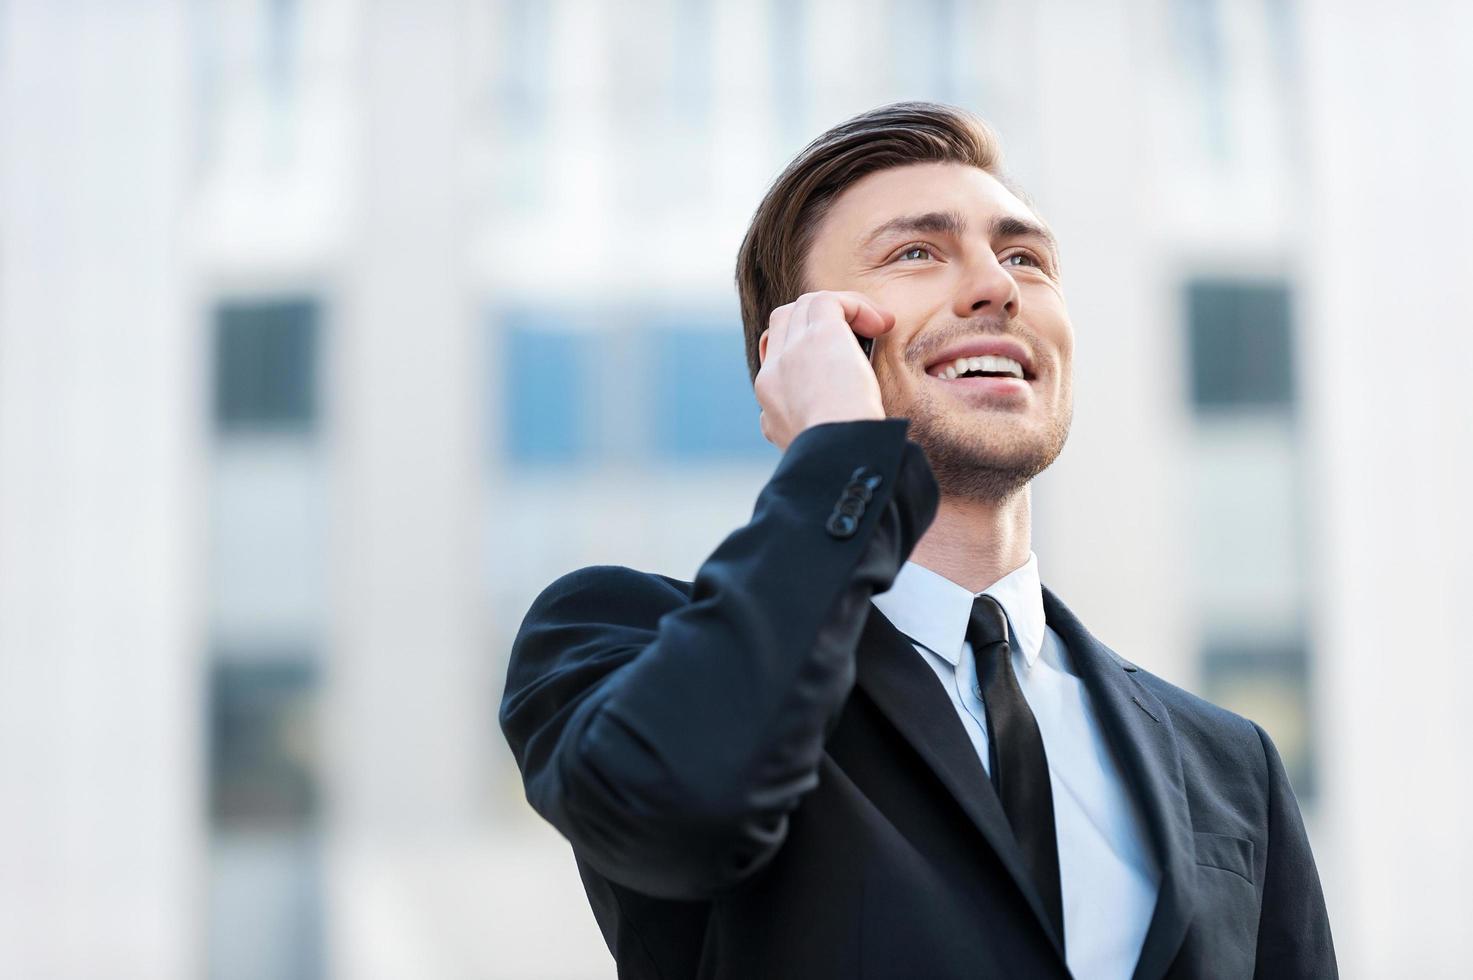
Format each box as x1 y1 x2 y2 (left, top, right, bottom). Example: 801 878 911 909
734 101 1008 381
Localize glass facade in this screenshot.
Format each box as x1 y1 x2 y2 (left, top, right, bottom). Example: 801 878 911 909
1186 279 1295 410
501 311 771 464
209 295 325 979
1184 276 1315 798
502 317 590 464
214 298 320 434
651 323 771 460
208 657 320 830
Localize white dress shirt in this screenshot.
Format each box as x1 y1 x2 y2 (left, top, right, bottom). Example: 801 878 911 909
871 554 1161 980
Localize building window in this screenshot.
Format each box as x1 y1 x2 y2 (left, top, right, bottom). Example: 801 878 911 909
887 0 958 103
1201 639 1315 799
671 0 713 121
769 0 808 143
492 0 551 211
651 324 771 460
502 316 590 464
1173 0 1230 162
1183 274 1314 800
213 297 320 435
1186 279 1295 410
498 310 772 465
265 0 298 109
208 657 320 831
206 654 324 980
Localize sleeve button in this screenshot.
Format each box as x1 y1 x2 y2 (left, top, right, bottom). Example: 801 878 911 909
825 512 859 539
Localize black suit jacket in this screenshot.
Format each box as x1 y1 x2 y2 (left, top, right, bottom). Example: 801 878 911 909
500 419 1337 979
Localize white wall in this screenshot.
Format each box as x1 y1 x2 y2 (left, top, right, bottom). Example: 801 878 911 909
1300 1 1473 974
0 3 201 976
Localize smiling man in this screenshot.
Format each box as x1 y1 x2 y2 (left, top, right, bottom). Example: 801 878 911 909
500 102 1336 979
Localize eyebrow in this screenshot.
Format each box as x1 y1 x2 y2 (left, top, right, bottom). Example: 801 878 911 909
861 209 1060 263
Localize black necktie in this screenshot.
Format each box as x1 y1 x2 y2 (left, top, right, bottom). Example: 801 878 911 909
967 594 1065 947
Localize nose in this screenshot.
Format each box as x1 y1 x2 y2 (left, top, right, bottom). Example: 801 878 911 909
953 253 1021 320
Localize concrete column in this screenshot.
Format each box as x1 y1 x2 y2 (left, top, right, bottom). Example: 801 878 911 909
1027 0 1195 682
1299 1 1473 973
0 2 200 976
331 0 484 845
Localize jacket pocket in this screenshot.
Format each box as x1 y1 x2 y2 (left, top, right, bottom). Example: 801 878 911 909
1194 831 1254 884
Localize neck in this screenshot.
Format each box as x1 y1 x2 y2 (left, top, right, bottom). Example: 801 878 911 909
908 484 1033 594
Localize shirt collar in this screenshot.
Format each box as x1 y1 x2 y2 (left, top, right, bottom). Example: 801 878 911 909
872 553 1046 669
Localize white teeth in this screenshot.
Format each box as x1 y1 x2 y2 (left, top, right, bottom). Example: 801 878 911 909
933 354 1027 379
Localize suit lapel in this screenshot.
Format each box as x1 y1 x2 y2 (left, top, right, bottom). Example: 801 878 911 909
1041 586 1196 980
855 605 1068 963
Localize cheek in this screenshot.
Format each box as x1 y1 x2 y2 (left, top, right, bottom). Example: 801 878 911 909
1040 312 1074 370
872 350 919 414
1055 335 1075 369
878 274 950 316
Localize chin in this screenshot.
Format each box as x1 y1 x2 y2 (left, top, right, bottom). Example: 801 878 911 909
904 409 1070 503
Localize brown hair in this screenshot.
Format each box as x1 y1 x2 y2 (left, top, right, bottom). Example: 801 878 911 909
734 101 1009 381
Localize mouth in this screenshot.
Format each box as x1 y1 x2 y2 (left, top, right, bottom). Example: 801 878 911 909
925 352 1033 382
919 339 1038 404
923 336 1038 386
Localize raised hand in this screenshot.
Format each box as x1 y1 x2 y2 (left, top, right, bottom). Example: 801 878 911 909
755 290 896 450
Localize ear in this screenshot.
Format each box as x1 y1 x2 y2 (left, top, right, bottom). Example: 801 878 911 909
758 329 770 365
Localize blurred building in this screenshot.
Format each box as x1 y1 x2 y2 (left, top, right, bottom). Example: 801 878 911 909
0 0 1469 977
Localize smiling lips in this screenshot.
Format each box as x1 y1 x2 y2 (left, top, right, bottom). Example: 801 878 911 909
930 353 1026 381
922 337 1037 383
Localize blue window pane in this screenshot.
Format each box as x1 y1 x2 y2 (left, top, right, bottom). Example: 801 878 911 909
503 319 587 463
769 0 807 142
652 326 772 460
887 0 958 103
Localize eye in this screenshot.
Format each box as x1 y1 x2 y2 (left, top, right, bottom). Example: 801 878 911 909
896 245 934 262
1003 252 1042 268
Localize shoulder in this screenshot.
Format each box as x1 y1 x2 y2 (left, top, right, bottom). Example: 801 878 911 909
512 566 695 669
502 565 694 742
523 564 694 627
1127 663 1263 750
1102 656 1282 806
1109 650 1286 797
1042 583 1260 751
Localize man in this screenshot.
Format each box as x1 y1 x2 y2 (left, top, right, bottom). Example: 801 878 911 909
500 102 1336 979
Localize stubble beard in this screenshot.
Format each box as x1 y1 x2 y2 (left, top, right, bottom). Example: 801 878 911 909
902 385 1073 504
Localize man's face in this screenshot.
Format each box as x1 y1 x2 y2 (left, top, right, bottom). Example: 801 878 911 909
804 162 1075 502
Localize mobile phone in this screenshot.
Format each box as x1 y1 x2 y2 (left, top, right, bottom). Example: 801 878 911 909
857 334 875 362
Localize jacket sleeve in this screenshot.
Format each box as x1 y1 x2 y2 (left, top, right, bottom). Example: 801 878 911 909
1252 721 1338 978
499 418 939 900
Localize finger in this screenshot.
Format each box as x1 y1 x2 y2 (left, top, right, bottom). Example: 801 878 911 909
765 303 794 360
808 290 895 338
785 292 817 341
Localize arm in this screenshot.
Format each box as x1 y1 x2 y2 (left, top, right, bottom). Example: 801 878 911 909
1252 721 1338 978
500 418 938 900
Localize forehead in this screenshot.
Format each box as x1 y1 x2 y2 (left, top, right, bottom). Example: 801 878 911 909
814 161 1038 251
